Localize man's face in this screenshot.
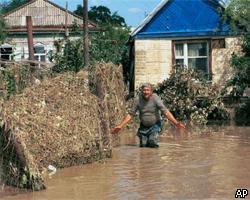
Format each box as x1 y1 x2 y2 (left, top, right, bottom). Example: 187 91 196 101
142 86 153 100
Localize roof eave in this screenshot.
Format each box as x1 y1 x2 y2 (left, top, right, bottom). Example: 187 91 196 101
133 31 240 40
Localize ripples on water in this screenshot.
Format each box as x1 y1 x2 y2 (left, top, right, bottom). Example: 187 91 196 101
1 125 250 200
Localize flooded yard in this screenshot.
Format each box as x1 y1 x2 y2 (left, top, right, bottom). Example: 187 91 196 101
1 125 250 200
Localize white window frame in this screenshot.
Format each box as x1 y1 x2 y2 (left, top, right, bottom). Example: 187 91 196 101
174 41 210 74
34 43 46 62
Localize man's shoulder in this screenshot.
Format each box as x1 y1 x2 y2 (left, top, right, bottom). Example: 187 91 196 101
151 93 163 104
152 93 160 99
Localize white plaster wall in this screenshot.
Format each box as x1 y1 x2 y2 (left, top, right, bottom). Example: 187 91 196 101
6 35 80 62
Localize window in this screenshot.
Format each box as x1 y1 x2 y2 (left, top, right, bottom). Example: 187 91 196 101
174 41 209 74
0 44 13 61
212 39 225 49
34 43 46 62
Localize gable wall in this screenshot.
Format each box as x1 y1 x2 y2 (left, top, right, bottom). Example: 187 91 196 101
4 0 83 27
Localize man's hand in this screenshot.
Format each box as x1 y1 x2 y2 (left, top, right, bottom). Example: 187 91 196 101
165 111 186 130
111 114 132 134
111 125 122 134
175 122 186 129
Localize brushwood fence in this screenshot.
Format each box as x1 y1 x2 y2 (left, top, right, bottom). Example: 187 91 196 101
0 61 126 192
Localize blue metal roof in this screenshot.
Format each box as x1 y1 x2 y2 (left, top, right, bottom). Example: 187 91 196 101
131 0 230 39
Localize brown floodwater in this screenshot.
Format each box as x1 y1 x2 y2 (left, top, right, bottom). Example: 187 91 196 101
1 125 250 200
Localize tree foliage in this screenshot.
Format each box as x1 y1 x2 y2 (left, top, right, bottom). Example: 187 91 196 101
222 0 250 98
49 5 130 74
47 4 130 74
50 39 84 73
0 15 7 44
222 0 250 33
50 24 130 73
90 25 130 64
73 4 84 17
0 0 27 14
74 5 127 27
234 99 250 125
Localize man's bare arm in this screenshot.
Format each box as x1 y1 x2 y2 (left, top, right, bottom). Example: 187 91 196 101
112 114 132 134
165 111 186 129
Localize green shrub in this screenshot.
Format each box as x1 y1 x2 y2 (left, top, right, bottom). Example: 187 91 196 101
4 71 16 98
51 39 84 73
154 67 230 125
234 99 250 125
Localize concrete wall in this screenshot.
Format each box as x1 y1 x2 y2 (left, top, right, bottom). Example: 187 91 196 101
134 39 172 88
212 37 242 86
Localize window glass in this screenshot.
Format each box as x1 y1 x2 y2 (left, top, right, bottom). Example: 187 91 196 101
34 44 46 63
34 45 45 53
188 58 208 72
0 47 13 61
1 47 13 54
175 59 184 65
188 43 207 56
34 55 39 61
174 41 209 74
40 55 46 62
175 44 184 56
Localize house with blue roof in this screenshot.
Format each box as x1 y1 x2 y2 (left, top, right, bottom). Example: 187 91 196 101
129 0 241 90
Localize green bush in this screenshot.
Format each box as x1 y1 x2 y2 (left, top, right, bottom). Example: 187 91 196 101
4 71 16 98
222 0 250 98
154 67 230 125
51 39 84 73
234 99 250 125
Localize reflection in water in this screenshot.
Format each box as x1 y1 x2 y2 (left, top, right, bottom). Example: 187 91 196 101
1 126 250 200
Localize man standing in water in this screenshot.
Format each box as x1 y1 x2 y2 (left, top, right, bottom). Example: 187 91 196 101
112 83 185 148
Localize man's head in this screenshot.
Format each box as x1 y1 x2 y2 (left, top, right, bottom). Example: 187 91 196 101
141 83 153 100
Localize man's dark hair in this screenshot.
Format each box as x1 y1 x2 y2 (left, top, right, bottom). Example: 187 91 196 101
140 83 153 91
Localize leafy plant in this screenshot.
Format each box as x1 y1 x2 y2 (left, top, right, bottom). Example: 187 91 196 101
51 5 130 75
234 99 250 126
4 71 16 98
154 67 230 124
222 0 250 98
51 39 84 73
74 5 127 27
90 25 130 65
0 0 27 14
221 0 250 125
19 65 30 90
0 15 7 44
